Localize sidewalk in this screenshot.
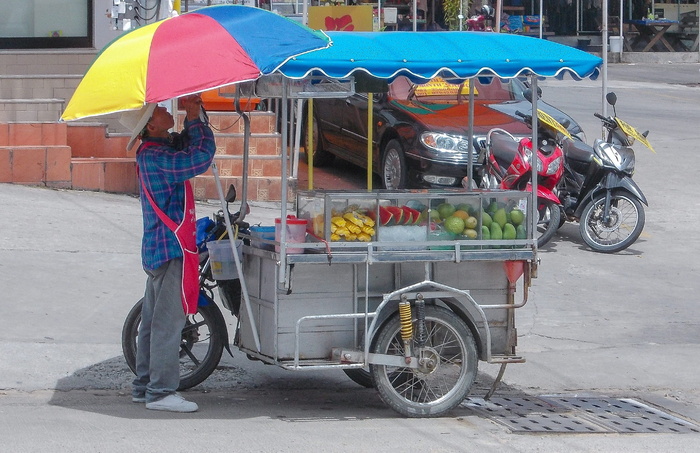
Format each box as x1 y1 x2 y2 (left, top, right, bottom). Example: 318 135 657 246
2 64 700 450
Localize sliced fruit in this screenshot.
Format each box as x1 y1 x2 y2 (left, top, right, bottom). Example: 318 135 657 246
369 205 395 226
384 206 404 225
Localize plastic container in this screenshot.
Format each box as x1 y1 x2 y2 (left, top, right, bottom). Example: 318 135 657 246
250 225 275 251
609 36 622 53
207 239 243 280
275 216 308 254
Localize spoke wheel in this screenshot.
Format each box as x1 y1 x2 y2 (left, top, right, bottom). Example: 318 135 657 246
122 298 226 390
370 305 477 417
579 190 645 253
381 139 408 190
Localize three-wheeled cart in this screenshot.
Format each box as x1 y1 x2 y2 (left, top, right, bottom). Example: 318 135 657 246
236 188 535 417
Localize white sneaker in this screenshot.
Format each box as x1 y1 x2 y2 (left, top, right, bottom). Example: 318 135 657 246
146 393 198 413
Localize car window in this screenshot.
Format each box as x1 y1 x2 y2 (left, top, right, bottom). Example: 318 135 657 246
389 76 527 103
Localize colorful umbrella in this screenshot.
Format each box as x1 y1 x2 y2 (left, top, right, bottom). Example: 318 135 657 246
61 5 330 121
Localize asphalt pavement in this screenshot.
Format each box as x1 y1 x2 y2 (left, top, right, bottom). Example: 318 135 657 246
1 62 700 452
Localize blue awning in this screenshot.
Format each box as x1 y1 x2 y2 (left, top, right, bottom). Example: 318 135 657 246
279 31 603 83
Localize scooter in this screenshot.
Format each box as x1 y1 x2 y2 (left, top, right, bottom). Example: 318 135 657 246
558 92 652 253
121 185 249 390
466 5 496 31
481 108 569 247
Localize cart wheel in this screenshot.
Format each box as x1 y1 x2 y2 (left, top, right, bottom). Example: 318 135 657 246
370 305 477 417
122 297 227 390
343 368 374 388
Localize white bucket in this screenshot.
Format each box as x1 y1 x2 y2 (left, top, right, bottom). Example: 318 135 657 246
609 36 623 53
275 216 308 254
207 239 243 280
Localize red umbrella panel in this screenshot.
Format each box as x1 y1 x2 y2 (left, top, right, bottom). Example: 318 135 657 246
61 5 330 121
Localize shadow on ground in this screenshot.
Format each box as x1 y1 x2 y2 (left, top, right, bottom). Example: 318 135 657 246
48 354 522 421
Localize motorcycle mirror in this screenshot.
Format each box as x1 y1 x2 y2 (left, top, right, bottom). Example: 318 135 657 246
523 87 542 103
225 184 237 203
606 92 617 106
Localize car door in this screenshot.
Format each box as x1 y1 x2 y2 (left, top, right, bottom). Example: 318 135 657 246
338 93 374 168
313 97 347 151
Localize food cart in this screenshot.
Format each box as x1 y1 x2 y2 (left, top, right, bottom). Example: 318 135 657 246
228 32 601 417
123 31 603 417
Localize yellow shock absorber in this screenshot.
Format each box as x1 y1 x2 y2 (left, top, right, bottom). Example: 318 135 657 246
398 297 413 363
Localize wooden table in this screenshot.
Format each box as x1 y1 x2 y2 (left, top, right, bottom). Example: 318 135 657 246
625 19 680 52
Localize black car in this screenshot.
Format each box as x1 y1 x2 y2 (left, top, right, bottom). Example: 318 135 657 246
306 76 583 189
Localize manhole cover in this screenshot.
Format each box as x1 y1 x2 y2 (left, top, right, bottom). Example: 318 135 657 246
462 396 700 434
463 397 610 433
547 396 700 434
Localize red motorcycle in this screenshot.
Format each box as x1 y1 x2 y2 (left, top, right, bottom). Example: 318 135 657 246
481 109 569 247
466 5 496 31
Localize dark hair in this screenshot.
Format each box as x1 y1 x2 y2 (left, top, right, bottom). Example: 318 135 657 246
139 123 150 139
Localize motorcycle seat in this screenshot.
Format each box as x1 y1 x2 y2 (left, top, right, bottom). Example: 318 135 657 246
490 132 520 167
562 138 594 164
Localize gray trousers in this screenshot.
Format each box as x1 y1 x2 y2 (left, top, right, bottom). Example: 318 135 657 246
132 258 185 402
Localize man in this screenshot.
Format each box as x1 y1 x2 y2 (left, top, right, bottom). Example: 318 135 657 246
120 94 215 412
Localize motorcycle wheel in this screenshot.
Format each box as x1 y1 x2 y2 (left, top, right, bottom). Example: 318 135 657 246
537 200 561 248
343 368 374 388
370 305 477 417
122 297 227 390
579 190 645 253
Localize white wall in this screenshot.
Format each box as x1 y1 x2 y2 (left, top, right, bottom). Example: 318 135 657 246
94 0 126 49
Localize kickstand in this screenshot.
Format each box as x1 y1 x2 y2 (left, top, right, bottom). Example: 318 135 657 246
484 363 508 401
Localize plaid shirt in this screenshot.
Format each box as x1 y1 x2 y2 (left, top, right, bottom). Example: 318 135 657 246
136 118 216 271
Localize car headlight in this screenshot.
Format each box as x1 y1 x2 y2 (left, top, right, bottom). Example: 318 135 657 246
421 132 473 153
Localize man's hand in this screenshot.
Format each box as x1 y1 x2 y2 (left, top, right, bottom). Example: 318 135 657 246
181 94 203 122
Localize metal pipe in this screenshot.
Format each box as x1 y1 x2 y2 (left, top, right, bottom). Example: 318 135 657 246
529 76 539 255
211 163 260 352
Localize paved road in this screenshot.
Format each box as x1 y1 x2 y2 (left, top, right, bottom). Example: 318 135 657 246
1 62 699 451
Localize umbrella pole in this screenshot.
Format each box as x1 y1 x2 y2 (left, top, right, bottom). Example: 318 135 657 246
279 78 289 285
235 93 250 222
292 99 304 180
211 162 260 352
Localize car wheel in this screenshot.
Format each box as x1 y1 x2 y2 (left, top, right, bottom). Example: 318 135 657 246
304 114 334 167
381 139 408 190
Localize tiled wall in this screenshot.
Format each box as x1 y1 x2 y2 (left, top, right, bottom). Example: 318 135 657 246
0 50 290 201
